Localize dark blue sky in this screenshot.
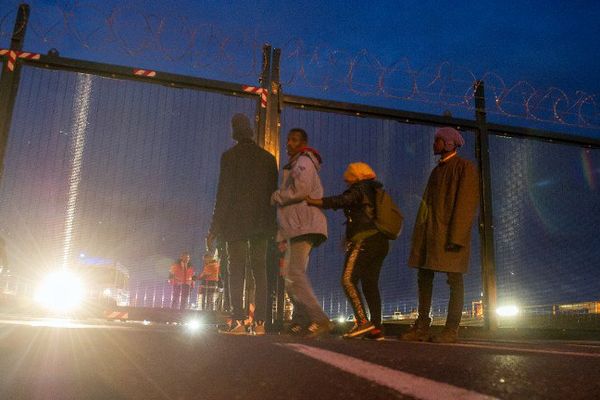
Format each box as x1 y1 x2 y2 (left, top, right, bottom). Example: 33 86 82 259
2 0 599 137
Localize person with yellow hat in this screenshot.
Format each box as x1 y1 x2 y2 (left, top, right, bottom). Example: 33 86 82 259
307 162 389 340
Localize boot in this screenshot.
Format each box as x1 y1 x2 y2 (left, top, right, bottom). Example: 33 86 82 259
431 326 458 343
399 317 431 342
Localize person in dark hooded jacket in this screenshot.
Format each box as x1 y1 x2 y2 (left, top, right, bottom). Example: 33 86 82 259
307 162 389 340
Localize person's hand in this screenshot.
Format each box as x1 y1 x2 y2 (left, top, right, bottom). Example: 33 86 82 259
446 243 462 252
305 197 323 207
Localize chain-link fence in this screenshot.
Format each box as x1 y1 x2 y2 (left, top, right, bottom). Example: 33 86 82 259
1 4 599 330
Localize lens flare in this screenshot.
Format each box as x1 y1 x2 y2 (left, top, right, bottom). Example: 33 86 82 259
581 149 596 191
496 305 519 317
35 270 84 312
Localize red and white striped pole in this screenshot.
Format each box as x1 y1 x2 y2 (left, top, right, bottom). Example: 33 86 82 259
0 49 41 71
133 69 157 78
243 85 268 108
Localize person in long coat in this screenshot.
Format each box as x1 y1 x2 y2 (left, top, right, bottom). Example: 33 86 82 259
402 127 479 343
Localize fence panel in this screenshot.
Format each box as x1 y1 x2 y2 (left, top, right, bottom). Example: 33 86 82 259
280 106 483 324
0 65 258 306
489 133 600 324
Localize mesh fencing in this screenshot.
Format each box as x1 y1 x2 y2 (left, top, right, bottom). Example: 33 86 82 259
489 133 600 321
280 107 483 324
0 65 258 307
0 59 598 328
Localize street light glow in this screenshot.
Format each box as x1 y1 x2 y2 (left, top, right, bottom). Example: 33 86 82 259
496 305 519 317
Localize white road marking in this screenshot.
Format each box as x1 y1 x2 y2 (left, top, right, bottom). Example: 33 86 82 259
419 341 600 358
279 343 498 400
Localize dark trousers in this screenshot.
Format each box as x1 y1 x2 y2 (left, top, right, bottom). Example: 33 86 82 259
172 284 191 310
342 233 389 329
227 238 268 322
417 268 464 329
198 280 220 311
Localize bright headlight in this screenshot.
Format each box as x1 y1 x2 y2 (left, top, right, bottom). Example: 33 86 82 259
35 270 84 312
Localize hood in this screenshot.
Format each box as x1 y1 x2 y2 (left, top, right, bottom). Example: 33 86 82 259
285 147 323 171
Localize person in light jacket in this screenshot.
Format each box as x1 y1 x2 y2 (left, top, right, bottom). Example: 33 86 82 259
271 128 330 338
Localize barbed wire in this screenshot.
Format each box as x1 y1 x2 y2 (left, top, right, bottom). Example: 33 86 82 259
1 1 598 130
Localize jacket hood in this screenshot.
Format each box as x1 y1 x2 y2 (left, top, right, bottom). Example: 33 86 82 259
299 147 322 164
285 147 323 171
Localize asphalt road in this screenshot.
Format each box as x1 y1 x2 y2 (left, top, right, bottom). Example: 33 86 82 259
1 317 599 400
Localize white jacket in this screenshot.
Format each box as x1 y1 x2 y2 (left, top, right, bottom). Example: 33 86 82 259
271 150 328 242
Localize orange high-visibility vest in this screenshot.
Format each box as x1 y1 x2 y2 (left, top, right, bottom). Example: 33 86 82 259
199 260 220 282
169 262 195 286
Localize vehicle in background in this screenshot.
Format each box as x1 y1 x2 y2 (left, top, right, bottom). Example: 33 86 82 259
77 258 130 308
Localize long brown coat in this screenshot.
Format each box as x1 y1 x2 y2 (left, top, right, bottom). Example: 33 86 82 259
408 155 479 273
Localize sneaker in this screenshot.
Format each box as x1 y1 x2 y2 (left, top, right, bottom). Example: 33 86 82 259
399 318 431 342
304 321 332 338
363 328 385 341
253 321 266 336
343 321 375 339
431 327 458 343
220 320 248 335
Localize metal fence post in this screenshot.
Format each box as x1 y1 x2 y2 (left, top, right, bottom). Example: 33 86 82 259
474 80 498 331
256 44 272 148
265 48 281 162
0 3 30 183
263 48 285 331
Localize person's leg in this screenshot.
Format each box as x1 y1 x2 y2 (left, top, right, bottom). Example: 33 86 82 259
285 239 328 325
217 243 230 312
359 235 389 329
445 272 464 330
400 268 434 341
249 238 268 323
172 284 181 309
431 272 464 343
180 284 190 310
227 240 249 321
417 268 434 324
341 240 368 325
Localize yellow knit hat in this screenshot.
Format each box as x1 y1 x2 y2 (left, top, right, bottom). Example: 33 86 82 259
343 162 377 183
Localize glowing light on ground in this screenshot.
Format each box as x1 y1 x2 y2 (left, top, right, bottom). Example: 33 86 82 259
185 319 202 333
